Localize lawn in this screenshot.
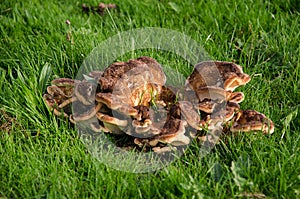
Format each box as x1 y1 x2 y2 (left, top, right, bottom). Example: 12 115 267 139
0 0 299 198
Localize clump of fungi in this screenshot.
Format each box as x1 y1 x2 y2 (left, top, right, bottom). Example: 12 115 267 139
43 56 274 153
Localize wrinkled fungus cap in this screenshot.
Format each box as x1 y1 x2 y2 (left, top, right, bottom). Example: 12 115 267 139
231 110 274 134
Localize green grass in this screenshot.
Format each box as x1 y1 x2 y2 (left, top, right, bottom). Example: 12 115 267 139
1 0 299 198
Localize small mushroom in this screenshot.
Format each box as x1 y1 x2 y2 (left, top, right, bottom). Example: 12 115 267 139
230 110 274 134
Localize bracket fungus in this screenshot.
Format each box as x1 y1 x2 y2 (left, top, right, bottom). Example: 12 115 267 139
43 57 274 153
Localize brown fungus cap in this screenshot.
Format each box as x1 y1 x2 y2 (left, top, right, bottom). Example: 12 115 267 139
133 103 190 148
178 101 202 130
43 82 75 117
136 56 166 85
211 101 240 122
74 81 98 105
88 70 103 80
44 78 79 117
50 78 77 98
226 91 245 104
43 94 69 117
198 99 216 113
129 104 168 138
156 119 189 146
153 103 189 146
194 86 227 102
46 85 70 102
95 92 138 116
230 110 274 134
90 121 110 133
129 83 162 107
130 105 153 135
71 102 102 122
95 111 130 135
186 61 251 91
99 56 165 92
51 78 78 87
96 112 128 127
152 146 173 154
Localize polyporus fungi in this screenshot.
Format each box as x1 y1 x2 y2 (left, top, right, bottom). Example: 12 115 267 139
43 57 274 153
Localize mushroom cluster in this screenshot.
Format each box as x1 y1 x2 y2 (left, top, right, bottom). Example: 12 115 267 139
43 57 274 153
